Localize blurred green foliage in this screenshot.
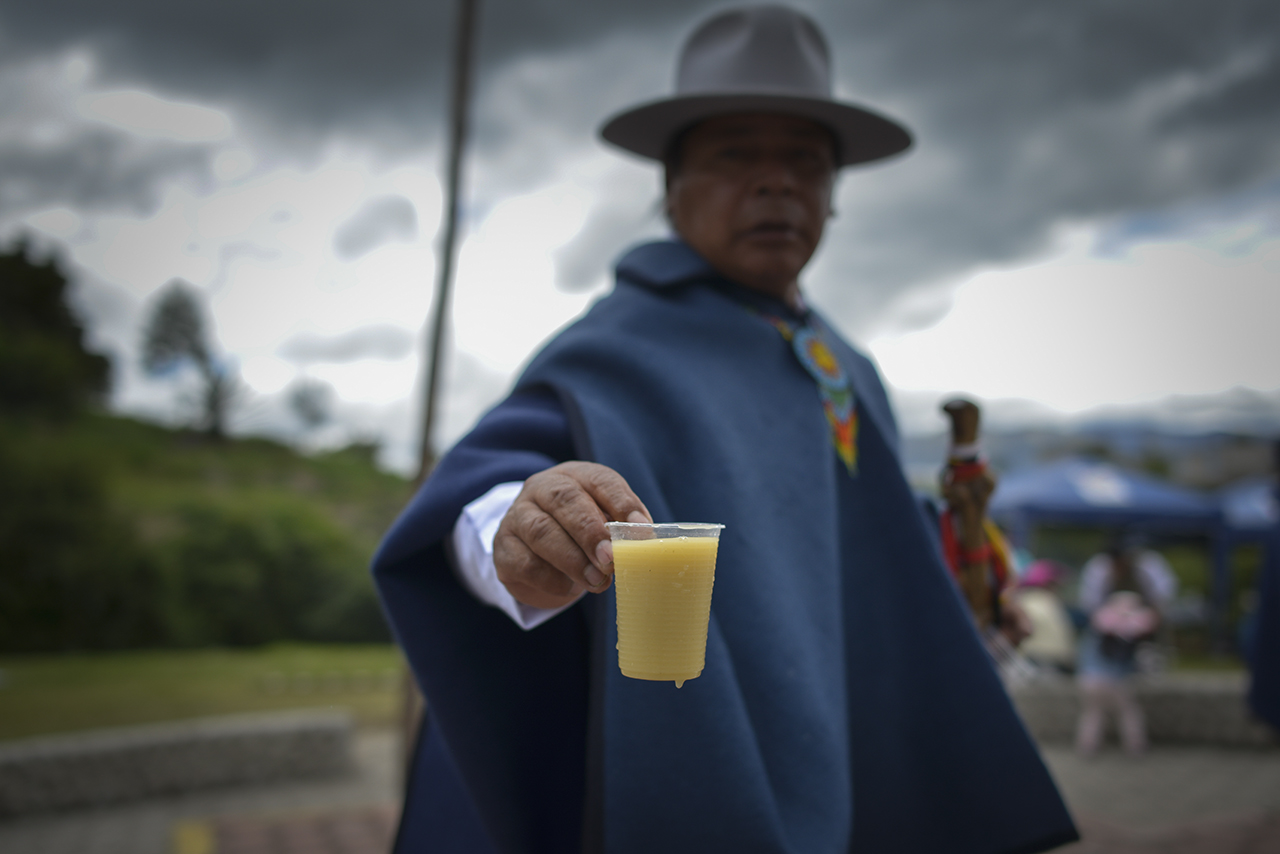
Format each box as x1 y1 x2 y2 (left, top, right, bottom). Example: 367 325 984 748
1 242 411 653
149 493 385 645
0 413 412 653
0 241 110 415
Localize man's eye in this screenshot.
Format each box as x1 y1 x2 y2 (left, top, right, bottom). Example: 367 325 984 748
790 149 831 173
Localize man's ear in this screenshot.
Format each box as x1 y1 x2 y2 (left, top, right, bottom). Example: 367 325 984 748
662 173 680 227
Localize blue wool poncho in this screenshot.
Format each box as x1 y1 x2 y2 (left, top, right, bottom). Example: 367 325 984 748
373 240 1078 854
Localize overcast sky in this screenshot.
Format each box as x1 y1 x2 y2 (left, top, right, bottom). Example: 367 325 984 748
2 0 1277 472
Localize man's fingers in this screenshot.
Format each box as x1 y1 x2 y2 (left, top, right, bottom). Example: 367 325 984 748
494 528 589 608
546 462 651 573
571 463 652 532
518 499 609 590
493 461 649 608
528 463 650 579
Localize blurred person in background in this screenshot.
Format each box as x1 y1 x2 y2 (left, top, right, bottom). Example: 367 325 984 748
1011 559 1077 675
1074 536 1177 756
374 6 1077 853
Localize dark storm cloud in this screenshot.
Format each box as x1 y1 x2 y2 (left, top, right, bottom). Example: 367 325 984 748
801 0 1280 335
333 195 418 260
1 0 1277 336
278 323 415 364
0 52 215 222
0 129 211 218
1093 177 1280 257
0 0 696 149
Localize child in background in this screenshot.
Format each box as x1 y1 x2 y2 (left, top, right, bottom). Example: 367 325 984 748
1074 538 1177 755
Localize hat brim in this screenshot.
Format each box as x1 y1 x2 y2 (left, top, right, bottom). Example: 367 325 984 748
599 93 912 168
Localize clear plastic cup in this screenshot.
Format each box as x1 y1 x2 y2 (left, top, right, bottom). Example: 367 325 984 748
607 521 724 688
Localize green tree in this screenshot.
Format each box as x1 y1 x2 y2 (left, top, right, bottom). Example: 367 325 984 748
0 240 111 415
141 279 234 438
288 378 334 434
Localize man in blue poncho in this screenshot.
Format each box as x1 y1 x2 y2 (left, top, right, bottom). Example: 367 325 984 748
374 6 1079 853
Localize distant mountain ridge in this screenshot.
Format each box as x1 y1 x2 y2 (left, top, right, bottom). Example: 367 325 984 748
898 385 1280 494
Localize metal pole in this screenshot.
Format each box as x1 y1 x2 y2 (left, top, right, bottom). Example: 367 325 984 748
417 0 481 483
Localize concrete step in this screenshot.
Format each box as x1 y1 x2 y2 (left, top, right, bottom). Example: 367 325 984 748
1010 672 1279 748
0 710 354 817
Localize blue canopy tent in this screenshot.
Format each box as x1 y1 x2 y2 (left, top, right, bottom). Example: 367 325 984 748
988 457 1229 642
1220 476 1280 543
989 457 1222 540
1219 477 1280 675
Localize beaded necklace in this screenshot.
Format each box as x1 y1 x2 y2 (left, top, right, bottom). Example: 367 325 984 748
754 311 858 475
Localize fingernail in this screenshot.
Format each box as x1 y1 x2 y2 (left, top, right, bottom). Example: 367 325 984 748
627 510 650 523
585 566 606 589
595 540 613 571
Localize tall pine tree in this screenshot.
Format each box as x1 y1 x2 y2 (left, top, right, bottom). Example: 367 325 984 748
0 240 111 415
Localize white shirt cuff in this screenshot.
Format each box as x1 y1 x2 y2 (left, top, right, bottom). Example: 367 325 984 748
449 481 585 630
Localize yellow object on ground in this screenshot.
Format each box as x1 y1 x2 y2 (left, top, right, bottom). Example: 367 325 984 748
172 820 216 854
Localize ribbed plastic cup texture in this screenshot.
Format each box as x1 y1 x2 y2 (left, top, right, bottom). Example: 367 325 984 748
607 522 724 688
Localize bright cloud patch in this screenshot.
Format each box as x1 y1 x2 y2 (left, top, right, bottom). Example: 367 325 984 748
451 182 601 374
77 90 232 142
240 354 295 394
869 223 1280 413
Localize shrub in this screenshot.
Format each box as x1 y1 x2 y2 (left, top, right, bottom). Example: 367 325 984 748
0 424 161 652
0 421 391 652
150 493 389 646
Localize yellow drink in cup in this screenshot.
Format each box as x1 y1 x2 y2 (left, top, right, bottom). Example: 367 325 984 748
607 522 724 688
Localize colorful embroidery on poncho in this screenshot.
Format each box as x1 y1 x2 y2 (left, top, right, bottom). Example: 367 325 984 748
758 313 858 475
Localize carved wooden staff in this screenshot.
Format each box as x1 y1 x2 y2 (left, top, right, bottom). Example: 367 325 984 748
940 398 1000 630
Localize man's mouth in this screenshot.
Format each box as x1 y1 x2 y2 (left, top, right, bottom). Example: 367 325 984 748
742 221 798 239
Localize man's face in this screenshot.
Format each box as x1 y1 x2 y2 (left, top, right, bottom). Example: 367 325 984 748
666 113 836 300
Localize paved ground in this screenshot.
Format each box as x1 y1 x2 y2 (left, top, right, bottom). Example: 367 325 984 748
1046 745 1280 853
2 731 1278 853
0 731 398 854
200 805 398 854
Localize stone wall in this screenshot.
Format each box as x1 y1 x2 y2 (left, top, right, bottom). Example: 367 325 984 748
0 710 353 817
1010 672 1278 748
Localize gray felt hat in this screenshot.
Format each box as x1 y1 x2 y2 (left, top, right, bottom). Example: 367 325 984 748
599 5 912 168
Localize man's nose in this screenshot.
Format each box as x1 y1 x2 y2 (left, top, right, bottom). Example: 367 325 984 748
749 153 799 195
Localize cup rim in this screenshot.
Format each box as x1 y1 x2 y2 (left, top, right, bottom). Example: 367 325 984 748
605 521 725 531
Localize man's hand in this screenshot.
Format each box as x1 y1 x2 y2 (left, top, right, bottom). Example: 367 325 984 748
494 462 651 610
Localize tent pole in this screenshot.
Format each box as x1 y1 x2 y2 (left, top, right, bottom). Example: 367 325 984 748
1210 527 1232 655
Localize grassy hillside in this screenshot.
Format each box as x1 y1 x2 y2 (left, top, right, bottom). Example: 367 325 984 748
75 411 410 545
0 410 414 652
